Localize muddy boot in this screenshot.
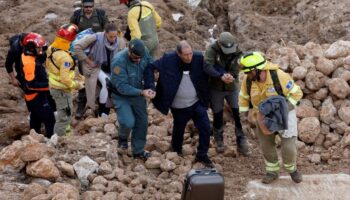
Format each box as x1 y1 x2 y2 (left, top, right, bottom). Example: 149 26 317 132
290 170 303 183
236 128 251 157
262 172 279 184
75 89 86 119
213 127 224 153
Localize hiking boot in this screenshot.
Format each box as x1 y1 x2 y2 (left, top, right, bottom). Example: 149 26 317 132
290 170 303 183
237 138 251 157
262 172 279 184
213 127 225 153
195 155 214 168
133 151 151 161
75 102 86 120
118 138 128 150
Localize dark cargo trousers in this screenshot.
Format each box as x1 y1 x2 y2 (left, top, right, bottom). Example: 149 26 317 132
170 101 211 157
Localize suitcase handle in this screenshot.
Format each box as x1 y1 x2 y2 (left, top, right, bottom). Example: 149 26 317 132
195 169 217 174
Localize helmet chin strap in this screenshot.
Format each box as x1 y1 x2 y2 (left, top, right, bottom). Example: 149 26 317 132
252 69 260 81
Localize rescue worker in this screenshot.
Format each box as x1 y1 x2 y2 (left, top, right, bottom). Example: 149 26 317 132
70 0 109 119
204 32 249 156
21 33 56 138
5 33 28 88
110 39 154 160
144 41 213 168
46 24 84 136
74 23 126 117
120 0 162 58
238 52 303 184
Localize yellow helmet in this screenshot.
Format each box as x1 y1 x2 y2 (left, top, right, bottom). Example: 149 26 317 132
239 52 266 73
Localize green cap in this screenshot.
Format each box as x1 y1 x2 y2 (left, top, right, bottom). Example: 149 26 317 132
129 39 146 57
218 32 237 54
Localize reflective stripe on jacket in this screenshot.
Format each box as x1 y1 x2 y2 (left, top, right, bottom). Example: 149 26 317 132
239 62 303 113
46 47 77 92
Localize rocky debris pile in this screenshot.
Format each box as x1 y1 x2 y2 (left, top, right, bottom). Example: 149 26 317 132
0 109 241 200
265 40 350 164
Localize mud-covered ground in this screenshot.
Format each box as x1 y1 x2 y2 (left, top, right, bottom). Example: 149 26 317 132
0 0 350 199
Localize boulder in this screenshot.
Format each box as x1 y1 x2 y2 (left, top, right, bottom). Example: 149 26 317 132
73 156 99 186
26 158 60 180
298 117 320 144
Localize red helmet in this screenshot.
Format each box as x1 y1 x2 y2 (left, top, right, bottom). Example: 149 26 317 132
23 32 46 48
119 0 129 4
23 33 47 55
56 24 79 41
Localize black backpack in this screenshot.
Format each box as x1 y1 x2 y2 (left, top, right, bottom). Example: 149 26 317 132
73 8 106 28
246 70 284 108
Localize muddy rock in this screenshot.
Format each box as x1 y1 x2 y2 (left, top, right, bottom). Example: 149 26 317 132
0 140 25 172
292 66 307 80
298 117 320 144
324 40 350 59
312 88 329 101
320 97 337 124
92 176 108 186
22 183 46 200
182 144 194 156
90 183 106 192
47 183 79 200
327 78 350 99
104 123 117 136
338 107 350 125
73 156 99 186
56 161 75 177
145 157 162 169
26 158 60 180
98 161 112 175
102 192 119 200
315 57 335 76
160 159 177 172
81 191 104 200
305 71 326 91
20 143 55 162
296 105 319 118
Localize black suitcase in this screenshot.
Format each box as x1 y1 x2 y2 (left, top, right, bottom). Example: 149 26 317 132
181 169 224 200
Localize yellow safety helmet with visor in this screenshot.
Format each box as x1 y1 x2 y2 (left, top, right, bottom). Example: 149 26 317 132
239 52 266 73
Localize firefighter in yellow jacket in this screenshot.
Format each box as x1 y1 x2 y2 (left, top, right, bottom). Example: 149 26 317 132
120 0 162 58
238 52 303 184
46 24 83 136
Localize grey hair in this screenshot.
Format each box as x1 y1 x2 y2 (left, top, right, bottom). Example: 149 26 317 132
176 40 192 54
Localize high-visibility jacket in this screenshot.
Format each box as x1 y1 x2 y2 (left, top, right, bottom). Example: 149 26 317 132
239 62 303 113
21 54 50 101
128 1 161 52
46 46 77 92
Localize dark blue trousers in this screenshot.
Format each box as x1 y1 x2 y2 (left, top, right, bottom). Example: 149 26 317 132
27 93 56 138
170 101 210 157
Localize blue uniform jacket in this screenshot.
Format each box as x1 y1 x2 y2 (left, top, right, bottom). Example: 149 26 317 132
144 51 209 115
110 48 152 96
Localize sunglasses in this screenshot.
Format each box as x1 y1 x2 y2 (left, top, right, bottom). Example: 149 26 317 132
83 6 93 8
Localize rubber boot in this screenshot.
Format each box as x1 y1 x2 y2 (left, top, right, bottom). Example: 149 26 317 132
213 127 224 153
75 89 86 119
236 127 250 157
232 108 250 157
262 172 279 184
290 170 303 183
